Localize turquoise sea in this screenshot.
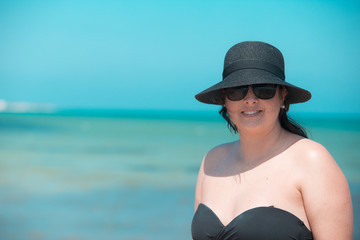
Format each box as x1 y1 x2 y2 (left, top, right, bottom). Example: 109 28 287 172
0 110 359 240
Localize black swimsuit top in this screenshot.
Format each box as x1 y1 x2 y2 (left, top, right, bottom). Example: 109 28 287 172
192 203 313 240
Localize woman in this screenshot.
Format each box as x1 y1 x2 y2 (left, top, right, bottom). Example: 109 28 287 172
191 41 353 240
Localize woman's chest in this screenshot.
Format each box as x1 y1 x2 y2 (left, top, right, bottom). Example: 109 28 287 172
200 163 305 226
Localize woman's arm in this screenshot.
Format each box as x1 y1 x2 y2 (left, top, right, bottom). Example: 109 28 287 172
300 141 353 239
194 157 206 213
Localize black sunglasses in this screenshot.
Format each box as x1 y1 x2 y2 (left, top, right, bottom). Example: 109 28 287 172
225 84 278 101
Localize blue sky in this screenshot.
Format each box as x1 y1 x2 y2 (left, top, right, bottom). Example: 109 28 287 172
1 0 360 113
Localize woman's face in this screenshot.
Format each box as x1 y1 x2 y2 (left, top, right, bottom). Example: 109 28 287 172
225 85 287 135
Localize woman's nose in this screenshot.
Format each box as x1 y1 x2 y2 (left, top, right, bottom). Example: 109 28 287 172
243 87 258 103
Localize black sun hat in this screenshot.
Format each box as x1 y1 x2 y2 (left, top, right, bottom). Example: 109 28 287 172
195 41 311 105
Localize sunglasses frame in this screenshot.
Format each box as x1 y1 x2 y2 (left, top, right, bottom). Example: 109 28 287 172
225 84 279 101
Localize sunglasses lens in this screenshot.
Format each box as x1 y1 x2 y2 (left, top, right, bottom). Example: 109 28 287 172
225 84 277 101
252 84 277 99
226 86 248 100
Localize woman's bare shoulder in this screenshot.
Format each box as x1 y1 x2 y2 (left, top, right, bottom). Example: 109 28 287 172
284 137 342 184
207 141 237 154
204 141 237 162
290 138 334 165
199 141 238 174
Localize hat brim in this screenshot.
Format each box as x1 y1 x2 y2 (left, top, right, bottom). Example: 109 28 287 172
195 69 311 105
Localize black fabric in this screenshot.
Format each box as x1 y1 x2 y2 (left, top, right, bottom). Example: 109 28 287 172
191 203 314 240
222 60 285 80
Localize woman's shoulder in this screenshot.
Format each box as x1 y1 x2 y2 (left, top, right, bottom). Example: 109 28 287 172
290 138 333 163
199 141 238 170
205 141 238 159
208 140 237 151
289 138 342 180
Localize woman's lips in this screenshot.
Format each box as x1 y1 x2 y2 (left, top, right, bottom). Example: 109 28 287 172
242 110 262 116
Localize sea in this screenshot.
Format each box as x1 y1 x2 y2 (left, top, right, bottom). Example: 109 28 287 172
0 110 359 240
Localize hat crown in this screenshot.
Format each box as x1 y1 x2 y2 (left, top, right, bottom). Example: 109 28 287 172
224 41 284 72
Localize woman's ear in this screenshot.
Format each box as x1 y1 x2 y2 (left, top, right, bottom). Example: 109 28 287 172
280 86 288 102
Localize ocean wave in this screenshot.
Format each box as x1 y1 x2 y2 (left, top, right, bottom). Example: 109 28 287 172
0 99 56 113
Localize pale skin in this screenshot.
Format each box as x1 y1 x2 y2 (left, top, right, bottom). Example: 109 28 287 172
194 86 353 239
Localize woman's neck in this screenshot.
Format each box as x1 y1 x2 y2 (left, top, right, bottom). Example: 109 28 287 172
237 123 286 164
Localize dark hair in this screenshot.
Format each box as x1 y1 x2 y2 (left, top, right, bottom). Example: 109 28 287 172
219 88 308 138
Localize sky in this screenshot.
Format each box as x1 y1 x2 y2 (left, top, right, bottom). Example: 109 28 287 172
1 0 360 113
